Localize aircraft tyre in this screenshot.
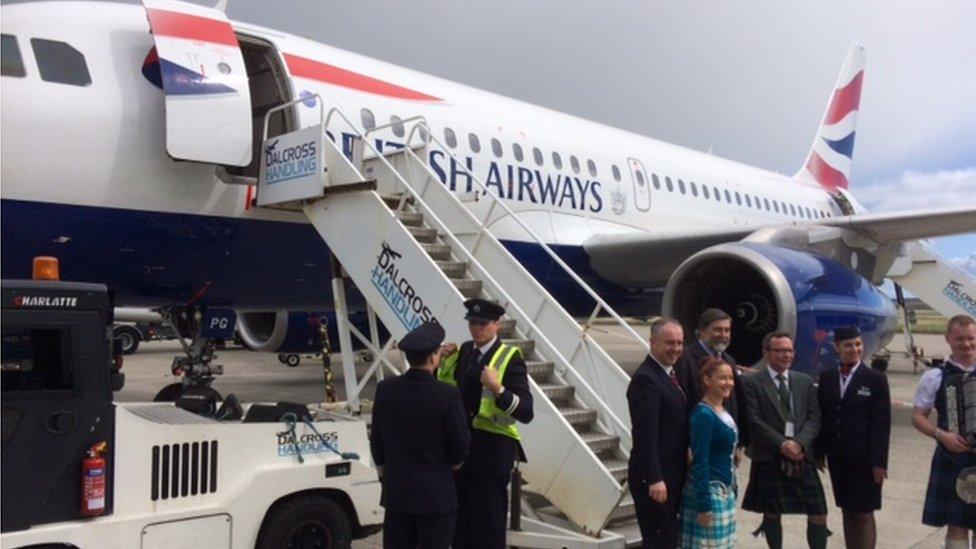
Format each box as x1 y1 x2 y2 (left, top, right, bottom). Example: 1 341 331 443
152 382 184 402
256 494 352 549
282 354 301 367
113 326 141 355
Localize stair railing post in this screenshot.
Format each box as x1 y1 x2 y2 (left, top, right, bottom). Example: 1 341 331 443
330 254 361 413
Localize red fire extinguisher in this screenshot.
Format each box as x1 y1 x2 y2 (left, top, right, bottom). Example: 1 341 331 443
81 441 108 517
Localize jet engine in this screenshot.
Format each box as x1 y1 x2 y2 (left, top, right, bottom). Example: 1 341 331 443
663 242 897 375
235 310 388 354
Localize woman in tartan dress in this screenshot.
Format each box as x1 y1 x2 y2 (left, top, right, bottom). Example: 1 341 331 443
681 357 738 548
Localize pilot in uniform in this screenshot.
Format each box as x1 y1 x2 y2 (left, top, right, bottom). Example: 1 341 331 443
437 299 534 549
815 326 891 549
370 322 471 549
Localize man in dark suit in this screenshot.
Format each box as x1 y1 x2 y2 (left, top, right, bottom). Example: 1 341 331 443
675 308 752 455
437 299 534 549
741 332 829 549
815 326 891 549
370 322 471 549
627 318 689 548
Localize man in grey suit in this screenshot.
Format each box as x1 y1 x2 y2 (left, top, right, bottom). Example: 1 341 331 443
741 332 829 549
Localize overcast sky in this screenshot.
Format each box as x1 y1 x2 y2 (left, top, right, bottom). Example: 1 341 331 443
8 0 973 268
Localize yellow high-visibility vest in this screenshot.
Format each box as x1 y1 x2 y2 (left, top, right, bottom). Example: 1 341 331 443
437 344 522 441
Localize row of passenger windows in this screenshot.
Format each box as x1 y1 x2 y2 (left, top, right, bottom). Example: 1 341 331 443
360 107 834 220
1 34 92 86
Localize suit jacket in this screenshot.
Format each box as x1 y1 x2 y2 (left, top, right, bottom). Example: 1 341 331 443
627 356 689 487
370 368 471 514
449 339 534 477
815 363 891 469
675 341 750 446
742 367 820 463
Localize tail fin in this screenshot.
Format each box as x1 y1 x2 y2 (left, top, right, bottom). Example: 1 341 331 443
795 43 865 190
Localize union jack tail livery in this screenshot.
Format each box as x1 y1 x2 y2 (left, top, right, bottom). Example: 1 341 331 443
796 42 865 191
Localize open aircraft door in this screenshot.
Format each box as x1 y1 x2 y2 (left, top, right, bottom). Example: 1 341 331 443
141 0 252 166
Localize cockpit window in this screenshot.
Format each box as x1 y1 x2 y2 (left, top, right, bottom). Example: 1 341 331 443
30 38 91 86
1 35 26 77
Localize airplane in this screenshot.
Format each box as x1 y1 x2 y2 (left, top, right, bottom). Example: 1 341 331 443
2 0 974 383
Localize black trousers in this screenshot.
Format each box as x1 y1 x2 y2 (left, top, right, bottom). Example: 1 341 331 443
453 471 509 549
629 476 683 549
383 510 456 549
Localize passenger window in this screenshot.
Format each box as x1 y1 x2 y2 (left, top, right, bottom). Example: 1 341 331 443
552 152 563 169
652 174 661 190
724 190 732 203
773 201 780 213
513 143 524 162
1 35 26 77
31 38 90 86
533 147 544 166
636 170 646 186
361 108 376 130
789 204 796 216
677 179 686 194
1 327 73 392
690 181 698 197
612 165 621 182
713 187 721 201
469 133 481 153
780 202 788 214
390 115 405 137
443 127 457 148
570 155 580 174
764 198 771 211
744 194 752 208
587 159 597 177
733 191 741 206
665 177 674 192
491 138 503 158
702 185 710 199
754 195 761 209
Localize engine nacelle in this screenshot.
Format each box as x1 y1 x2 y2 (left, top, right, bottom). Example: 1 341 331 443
235 310 388 354
663 243 897 375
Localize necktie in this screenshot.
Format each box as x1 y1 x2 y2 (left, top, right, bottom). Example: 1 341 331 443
841 363 854 377
669 369 684 394
472 348 482 367
776 373 791 417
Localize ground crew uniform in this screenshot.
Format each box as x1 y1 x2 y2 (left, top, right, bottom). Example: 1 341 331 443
438 299 534 549
371 322 470 549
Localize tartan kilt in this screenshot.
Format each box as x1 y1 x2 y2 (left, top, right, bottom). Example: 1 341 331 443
742 458 827 515
680 480 737 548
922 445 976 529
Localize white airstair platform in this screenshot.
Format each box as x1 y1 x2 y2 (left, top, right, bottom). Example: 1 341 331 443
254 98 649 546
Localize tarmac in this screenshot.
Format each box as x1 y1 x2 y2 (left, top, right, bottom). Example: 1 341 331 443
118 330 958 548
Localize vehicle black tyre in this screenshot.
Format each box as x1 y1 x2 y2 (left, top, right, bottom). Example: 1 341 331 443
113 326 141 355
284 354 301 368
152 382 184 402
256 495 352 549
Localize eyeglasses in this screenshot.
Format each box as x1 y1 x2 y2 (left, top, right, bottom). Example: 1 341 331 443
767 348 795 354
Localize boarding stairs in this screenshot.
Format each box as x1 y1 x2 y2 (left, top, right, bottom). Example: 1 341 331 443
887 240 976 321
254 98 648 546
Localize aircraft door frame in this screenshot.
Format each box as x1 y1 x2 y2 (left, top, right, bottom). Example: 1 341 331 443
627 157 652 212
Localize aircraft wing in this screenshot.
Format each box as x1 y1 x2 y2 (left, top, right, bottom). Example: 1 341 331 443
583 206 976 287
816 206 976 243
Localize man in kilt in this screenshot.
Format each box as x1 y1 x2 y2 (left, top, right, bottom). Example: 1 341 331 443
912 314 976 549
741 332 829 549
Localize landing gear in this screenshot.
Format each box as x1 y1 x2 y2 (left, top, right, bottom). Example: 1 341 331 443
278 353 302 367
154 305 224 400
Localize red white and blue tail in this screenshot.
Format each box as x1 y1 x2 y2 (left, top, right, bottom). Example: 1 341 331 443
795 43 865 191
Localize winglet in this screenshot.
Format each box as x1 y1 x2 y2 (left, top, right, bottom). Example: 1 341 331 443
795 43 865 191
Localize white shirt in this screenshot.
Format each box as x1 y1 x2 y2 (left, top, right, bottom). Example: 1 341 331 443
839 362 860 397
476 337 498 358
650 355 675 377
913 358 976 410
768 365 795 423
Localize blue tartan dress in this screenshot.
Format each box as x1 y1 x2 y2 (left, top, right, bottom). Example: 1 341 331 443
921 363 976 529
681 403 738 548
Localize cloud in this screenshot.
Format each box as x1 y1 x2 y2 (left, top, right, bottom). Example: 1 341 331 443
952 253 976 276
853 167 976 211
